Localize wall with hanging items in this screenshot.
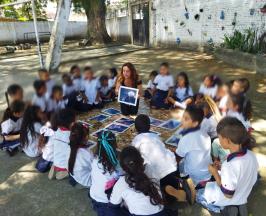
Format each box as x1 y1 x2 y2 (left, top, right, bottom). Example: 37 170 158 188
151 0 266 49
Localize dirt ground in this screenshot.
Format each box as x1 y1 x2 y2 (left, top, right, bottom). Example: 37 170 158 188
0 46 266 216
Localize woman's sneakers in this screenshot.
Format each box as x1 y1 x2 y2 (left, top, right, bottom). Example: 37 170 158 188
165 178 196 205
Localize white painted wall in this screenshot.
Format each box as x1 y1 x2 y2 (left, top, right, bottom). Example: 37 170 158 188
106 0 266 48
0 21 87 44
106 16 131 42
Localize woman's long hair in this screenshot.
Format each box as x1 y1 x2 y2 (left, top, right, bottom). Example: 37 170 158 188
96 131 118 174
20 105 42 148
117 62 139 87
120 146 164 206
68 122 89 175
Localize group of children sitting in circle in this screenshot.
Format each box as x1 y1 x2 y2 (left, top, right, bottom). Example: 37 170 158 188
0 61 259 216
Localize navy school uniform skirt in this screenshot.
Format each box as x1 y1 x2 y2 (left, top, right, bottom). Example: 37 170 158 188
0 139 20 150
151 90 170 109
36 157 52 173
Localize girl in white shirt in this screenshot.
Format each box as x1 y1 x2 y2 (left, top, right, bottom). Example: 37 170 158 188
70 65 83 92
89 131 120 216
144 70 158 100
1 100 25 156
226 94 252 131
108 67 118 89
47 85 67 114
62 73 76 97
199 74 221 99
68 122 93 188
151 62 174 109
20 105 43 158
168 72 193 109
110 146 166 216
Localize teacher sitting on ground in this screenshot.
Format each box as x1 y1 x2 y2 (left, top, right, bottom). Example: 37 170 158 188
115 62 142 116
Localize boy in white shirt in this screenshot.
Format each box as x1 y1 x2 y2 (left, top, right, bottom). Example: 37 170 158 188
200 117 258 215
32 80 47 113
176 105 212 187
132 114 195 206
144 70 158 100
38 69 55 99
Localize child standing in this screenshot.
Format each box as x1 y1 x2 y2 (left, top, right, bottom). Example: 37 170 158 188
68 123 93 188
80 67 103 110
132 114 195 206
38 69 55 99
108 67 118 89
49 108 76 180
115 63 142 116
226 94 252 131
151 62 174 109
110 146 166 216
168 72 193 109
6 84 23 106
32 80 47 112
175 105 212 187
201 117 258 214
20 105 43 158
144 70 158 100
0 100 25 156
98 75 115 103
89 131 120 216
199 74 220 99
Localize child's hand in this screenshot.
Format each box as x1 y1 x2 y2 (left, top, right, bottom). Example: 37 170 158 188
208 164 218 175
213 160 221 170
164 98 169 104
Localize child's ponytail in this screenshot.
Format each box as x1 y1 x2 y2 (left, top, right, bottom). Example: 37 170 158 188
230 94 252 120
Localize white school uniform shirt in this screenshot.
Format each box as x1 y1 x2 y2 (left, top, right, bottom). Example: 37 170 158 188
42 135 55 162
90 158 118 203
219 95 228 116
199 83 218 99
176 129 212 185
153 74 174 91
175 86 193 101
203 150 258 206
46 98 67 113
1 118 23 135
23 122 42 157
81 78 100 105
108 76 117 88
72 77 83 92
146 79 155 89
45 79 56 99
226 110 251 130
132 133 177 180
32 94 47 112
63 84 76 96
99 86 111 96
53 128 71 169
70 148 93 187
110 176 163 215
201 115 218 139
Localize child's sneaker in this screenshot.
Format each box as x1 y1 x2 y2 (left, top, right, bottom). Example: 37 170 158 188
48 165 56 180
55 171 68 180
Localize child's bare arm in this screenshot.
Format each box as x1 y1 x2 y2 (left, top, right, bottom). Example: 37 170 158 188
4 134 20 141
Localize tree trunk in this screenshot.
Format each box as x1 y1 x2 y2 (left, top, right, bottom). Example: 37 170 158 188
82 0 112 45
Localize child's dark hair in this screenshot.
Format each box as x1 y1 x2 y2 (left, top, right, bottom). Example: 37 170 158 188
135 114 150 133
68 122 90 175
70 65 80 74
150 70 158 78
96 130 118 174
99 75 109 85
20 105 42 148
84 66 92 72
38 68 49 74
230 93 252 120
217 117 255 149
204 74 222 87
56 108 76 129
120 146 163 205
109 68 118 78
7 84 23 97
2 100 25 122
38 112 58 150
185 105 204 125
177 72 190 95
160 62 169 68
33 80 46 92
62 73 71 82
51 85 63 97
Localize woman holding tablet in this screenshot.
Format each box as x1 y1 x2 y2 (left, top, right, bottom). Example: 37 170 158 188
115 63 142 116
